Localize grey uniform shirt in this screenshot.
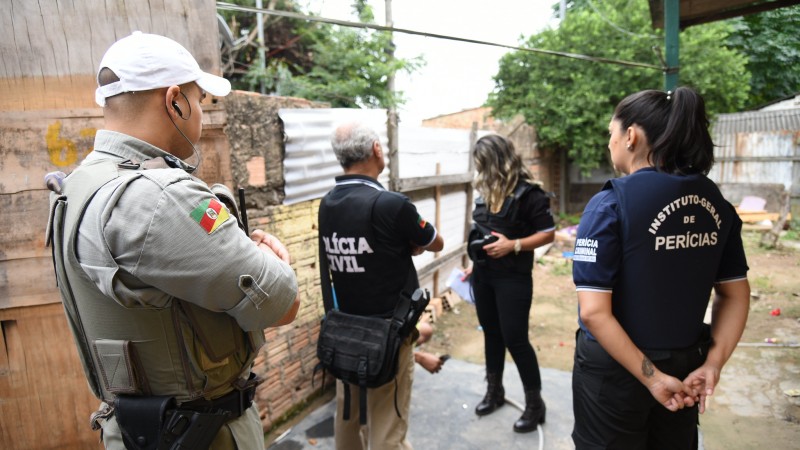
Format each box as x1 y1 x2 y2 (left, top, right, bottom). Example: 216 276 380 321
76 130 298 331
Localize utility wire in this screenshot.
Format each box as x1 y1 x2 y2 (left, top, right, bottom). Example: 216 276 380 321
586 0 660 39
216 2 664 71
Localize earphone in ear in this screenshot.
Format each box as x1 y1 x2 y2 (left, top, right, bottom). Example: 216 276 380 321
172 101 183 117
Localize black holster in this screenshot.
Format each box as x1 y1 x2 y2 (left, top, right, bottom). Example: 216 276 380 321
114 395 230 450
114 395 175 450
159 408 230 450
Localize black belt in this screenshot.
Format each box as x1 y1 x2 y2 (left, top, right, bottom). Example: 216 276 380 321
578 326 712 362
180 374 259 419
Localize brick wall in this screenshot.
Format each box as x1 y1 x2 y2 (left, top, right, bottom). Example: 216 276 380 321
422 106 497 129
222 92 333 431
249 199 328 430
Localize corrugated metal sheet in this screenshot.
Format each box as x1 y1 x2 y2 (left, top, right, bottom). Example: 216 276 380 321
712 109 800 134
279 108 389 205
709 108 800 192
280 109 481 205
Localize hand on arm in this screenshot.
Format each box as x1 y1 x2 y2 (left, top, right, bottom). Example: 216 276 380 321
578 290 695 412
484 229 555 259
251 229 291 264
251 229 300 326
683 279 750 413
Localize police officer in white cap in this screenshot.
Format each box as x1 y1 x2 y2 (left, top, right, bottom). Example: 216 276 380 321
48 32 299 450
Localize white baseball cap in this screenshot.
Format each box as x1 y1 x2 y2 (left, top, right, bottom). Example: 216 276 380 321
95 31 231 106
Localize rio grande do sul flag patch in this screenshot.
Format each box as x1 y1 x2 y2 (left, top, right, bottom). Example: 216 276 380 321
190 198 230 234
417 215 427 229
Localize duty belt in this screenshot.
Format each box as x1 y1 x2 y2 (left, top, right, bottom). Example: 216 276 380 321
180 374 260 419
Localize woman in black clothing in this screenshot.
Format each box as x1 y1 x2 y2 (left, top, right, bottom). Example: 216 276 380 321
463 134 556 433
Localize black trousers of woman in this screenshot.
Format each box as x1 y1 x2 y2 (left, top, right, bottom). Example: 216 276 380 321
472 266 541 390
572 328 710 450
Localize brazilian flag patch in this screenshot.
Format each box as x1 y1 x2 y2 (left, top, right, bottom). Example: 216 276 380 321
190 198 230 234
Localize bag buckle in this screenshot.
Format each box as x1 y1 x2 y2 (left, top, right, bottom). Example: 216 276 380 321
357 358 368 382
89 403 115 431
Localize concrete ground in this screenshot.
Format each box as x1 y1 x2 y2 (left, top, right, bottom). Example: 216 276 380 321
267 359 708 449
267 360 574 450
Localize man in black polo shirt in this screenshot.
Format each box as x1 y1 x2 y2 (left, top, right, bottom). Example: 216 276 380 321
319 122 444 449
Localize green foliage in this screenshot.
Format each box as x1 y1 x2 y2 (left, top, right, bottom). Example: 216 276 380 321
220 0 318 89
557 212 581 226
274 2 421 107
488 0 750 173
780 218 800 242
726 5 800 108
222 0 421 108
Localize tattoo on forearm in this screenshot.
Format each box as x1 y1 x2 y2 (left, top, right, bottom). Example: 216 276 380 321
642 357 655 378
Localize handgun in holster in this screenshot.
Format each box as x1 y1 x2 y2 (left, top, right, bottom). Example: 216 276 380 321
397 288 430 338
114 395 229 450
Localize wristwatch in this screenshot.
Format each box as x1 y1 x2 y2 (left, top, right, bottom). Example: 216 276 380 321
514 239 521 255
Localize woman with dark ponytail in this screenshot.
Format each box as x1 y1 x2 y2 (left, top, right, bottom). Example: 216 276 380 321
463 134 555 433
571 87 751 449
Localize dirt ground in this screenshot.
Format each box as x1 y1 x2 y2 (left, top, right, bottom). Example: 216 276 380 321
420 231 800 449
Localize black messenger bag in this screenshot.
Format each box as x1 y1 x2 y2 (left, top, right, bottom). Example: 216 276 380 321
316 288 429 424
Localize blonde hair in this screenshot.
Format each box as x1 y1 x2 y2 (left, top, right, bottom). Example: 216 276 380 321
472 134 535 213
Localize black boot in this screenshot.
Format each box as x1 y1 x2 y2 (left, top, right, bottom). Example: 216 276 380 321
475 372 505 416
513 389 546 433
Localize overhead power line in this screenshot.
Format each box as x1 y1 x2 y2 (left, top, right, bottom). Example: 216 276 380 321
216 2 664 71
586 0 660 39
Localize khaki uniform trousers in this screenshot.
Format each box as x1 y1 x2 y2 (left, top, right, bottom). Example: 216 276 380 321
334 336 415 450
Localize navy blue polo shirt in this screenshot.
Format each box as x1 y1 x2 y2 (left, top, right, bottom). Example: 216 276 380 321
319 175 437 317
573 168 748 349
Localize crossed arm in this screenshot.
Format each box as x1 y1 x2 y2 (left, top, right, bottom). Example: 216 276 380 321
251 229 301 326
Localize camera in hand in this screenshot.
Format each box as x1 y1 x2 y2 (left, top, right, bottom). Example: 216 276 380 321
467 233 498 265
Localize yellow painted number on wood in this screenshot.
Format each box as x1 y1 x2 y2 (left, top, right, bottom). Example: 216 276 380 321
46 121 95 167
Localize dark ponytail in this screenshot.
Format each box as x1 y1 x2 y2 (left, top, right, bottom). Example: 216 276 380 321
613 86 714 175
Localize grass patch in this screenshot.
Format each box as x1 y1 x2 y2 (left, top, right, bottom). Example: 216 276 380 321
537 256 573 277
551 260 573 277
751 275 772 292
780 219 799 241
557 212 582 227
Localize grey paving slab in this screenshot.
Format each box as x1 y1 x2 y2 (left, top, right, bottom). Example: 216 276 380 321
267 360 575 450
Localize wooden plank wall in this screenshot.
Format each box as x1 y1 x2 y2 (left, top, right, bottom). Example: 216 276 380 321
0 1 225 448
0 0 221 111
0 304 102 449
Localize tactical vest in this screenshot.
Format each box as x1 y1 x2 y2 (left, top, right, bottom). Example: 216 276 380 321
471 182 539 273
318 182 416 317
47 158 264 404
606 169 739 349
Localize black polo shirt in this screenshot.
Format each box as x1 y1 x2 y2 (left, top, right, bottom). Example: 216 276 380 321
319 175 437 317
573 168 748 349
